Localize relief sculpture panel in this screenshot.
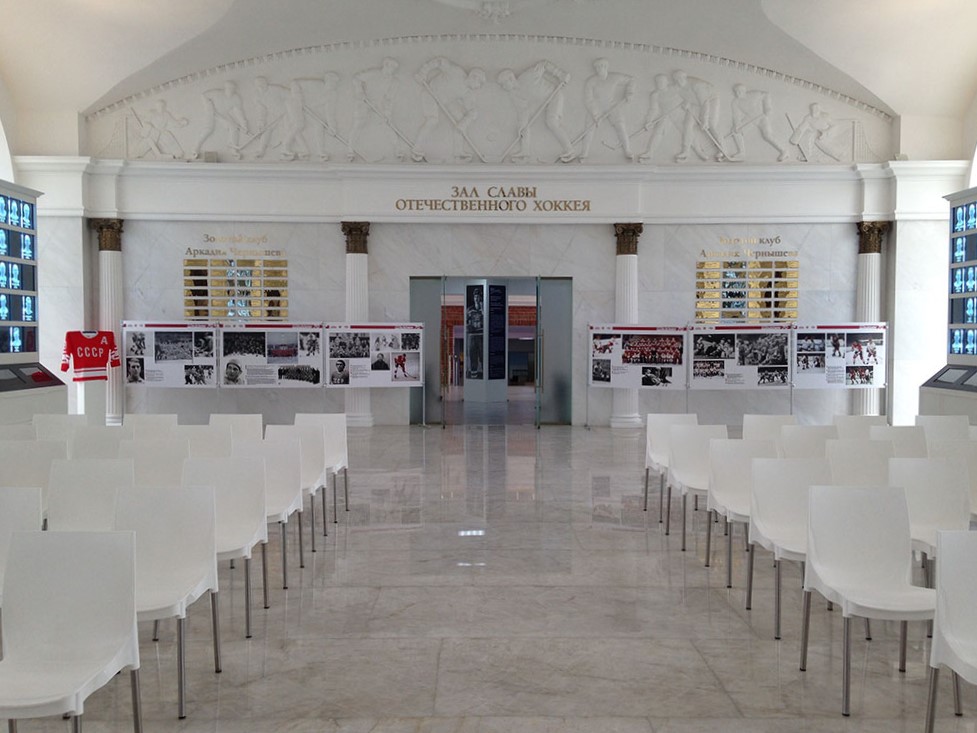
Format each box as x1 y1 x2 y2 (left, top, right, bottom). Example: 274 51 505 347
92 36 892 166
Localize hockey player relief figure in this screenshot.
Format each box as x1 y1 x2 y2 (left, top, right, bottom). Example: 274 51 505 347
60 330 121 382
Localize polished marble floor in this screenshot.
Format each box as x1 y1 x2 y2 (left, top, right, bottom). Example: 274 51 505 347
39 425 973 732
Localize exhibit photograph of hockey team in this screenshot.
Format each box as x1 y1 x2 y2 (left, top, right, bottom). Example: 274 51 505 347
219 323 323 387
121 322 219 387
587 325 686 389
324 323 423 388
793 323 887 389
689 325 791 389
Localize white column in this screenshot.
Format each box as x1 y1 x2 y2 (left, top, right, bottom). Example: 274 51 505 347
93 219 124 426
610 223 643 428
343 222 373 427
852 222 887 417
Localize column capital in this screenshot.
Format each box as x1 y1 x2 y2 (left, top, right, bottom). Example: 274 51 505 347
856 221 890 255
89 218 124 252
613 223 643 255
341 221 371 254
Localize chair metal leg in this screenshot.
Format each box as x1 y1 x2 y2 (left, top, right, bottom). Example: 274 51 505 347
244 556 253 638
665 485 672 536
953 670 963 716
72 716 81 733
864 618 872 641
130 668 143 733
333 473 338 524
643 467 649 511
898 620 907 672
344 467 349 511
152 620 160 642
280 521 288 590
658 473 665 523
680 493 686 550
925 666 939 733
704 509 713 567
7 720 16 733
842 615 852 716
745 542 755 609
725 517 733 588
774 560 782 640
177 616 187 719
297 510 305 569
799 589 812 670
210 591 222 674
322 487 328 536
261 541 270 609
309 492 317 553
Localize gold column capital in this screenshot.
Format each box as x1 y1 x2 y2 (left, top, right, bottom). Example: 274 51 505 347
342 221 371 254
89 218 124 252
614 223 643 255
856 221 890 255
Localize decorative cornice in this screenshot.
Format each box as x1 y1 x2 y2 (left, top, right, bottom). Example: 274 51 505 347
342 221 371 254
86 34 892 122
856 221 889 254
614 222 642 255
90 218 125 251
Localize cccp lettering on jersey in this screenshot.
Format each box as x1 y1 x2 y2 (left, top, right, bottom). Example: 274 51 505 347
79 346 107 358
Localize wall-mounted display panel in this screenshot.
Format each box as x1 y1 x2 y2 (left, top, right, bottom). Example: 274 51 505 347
122 322 220 387
689 324 792 389
324 323 423 388
793 323 887 389
219 323 322 387
588 325 686 389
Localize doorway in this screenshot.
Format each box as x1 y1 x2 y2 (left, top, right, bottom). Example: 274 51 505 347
409 276 572 426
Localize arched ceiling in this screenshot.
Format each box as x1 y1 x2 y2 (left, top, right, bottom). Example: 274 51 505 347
0 0 974 155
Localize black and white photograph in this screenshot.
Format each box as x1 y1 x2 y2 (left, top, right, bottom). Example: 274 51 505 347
125 356 144 384
223 330 266 357
400 332 420 351
193 331 214 358
466 334 483 379
641 366 672 386
329 331 370 358
299 331 320 356
466 285 484 334
693 359 725 379
278 364 321 385
693 333 735 359
592 358 611 383
184 364 214 385
371 351 390 371
154 331 194 361
795 352 825 372
736 332 788 366
329 358 350 385
796 334 825 353
758 366 789 385
126 330 145 356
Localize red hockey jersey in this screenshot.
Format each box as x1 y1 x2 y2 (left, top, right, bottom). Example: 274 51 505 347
60 330 121 382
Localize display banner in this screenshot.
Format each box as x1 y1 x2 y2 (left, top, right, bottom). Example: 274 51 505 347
219 323 323 387
588 325 687 389
793 323 887 389
122 322 219 387
689 324 792 390
324 323 423 388
487 284 506 381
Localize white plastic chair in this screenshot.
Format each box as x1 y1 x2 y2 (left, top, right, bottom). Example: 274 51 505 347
265 423 328 548
742 413 796 443
0 530 142 732
0 439 68 519
799 485 935 716
889 456 970 565
832 414 888 441
183 455 269 637
118 437 190 487
0 487 43 608
209 413 263 443
115 483 220 720
31 413 88 442
924 530 977 733
779 424 837 459
643 413 697 521
294 413 348 528
68 424 126 459
171 424 233 458
46 458 134 532
706 438 778 587
915 414 971 444
826 438 893 486
667 423 728 553
233 438 305 590
748 457 832 639
869 425 927 458
0 424 34 440
927 439 977 521
122 413 178 440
